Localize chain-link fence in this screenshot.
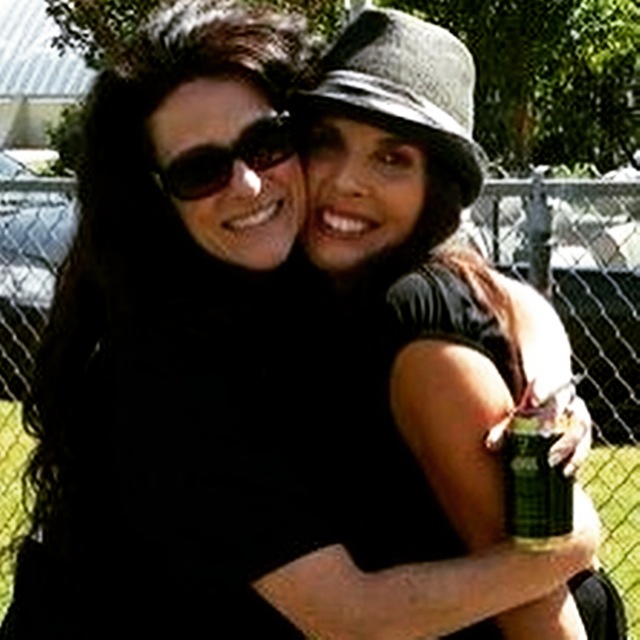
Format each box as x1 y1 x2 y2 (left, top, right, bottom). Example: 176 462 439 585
460 172 640 637
460 173 640 447
0 172 639 634
0 171 76 618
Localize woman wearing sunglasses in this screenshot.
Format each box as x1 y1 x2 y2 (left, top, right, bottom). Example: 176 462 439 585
2 1 602 639
282 7 626 639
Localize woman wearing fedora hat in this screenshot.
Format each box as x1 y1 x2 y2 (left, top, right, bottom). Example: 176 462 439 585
284 6 627 640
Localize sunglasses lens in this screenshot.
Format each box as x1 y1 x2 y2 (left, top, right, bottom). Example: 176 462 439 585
164 146 232 201
159 114 295 201
240 114 295 172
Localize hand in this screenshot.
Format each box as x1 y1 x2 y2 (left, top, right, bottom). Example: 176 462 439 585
485 394 592 477
547 395 592 476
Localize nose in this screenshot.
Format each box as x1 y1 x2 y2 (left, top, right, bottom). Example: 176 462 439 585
230 159 262 197
331 153 368 197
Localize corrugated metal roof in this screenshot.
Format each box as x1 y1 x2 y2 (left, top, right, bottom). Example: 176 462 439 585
0 0 95 97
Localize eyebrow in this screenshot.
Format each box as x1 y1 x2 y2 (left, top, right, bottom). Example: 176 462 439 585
379 134 418 148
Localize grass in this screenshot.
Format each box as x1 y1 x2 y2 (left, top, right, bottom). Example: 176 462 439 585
578 445 640 638
0 401 32 619
0 400 638 637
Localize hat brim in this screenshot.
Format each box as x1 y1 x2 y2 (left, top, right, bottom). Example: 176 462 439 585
293 85 486 207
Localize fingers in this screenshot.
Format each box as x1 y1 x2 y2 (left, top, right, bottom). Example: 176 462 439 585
484 415 511 452
485 393 592 477
548 397 592 476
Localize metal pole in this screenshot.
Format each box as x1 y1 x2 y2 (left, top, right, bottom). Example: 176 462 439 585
526 169 553 298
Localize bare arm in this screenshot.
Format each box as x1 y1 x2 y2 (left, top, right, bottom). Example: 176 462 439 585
496 275 591 473
253 523 597 640
497 273 574 402
390 339 588 639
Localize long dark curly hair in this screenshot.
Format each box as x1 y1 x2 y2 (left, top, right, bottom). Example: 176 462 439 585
19 0 318 553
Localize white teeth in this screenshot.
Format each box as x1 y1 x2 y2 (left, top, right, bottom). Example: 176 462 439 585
322 210 369 234
227 203 278 230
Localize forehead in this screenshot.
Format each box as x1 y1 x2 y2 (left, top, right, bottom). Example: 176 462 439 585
148 77 273 163
316 114 419 148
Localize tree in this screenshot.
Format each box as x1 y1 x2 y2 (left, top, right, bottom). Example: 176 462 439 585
45 0 345 69
534 0 640 170
378 0 639 173
46 0 161 68
43 0 345 174
45 0 639 174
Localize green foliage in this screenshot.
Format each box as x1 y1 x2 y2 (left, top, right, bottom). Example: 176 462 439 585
378 0 639 175
45 0 161 69
44 0 639 175
545 163 602 179
534 0 640 171
246 0 345 36
45 0 344 68
45 103 85 176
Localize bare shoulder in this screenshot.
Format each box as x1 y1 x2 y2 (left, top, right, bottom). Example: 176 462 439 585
494 272 573 399
495 273 559 323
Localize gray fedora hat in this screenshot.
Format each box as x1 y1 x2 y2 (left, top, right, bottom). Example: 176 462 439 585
296 8 485 207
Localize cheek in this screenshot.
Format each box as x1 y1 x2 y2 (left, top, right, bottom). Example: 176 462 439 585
389 180 425 237
304 158 328 204
288 158 306 198
275 158 307 223
173 199 216 244
172 199 194 230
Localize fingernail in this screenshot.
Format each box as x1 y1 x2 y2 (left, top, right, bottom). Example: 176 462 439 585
548 450 564 467
485 430 501 449
563 463 576 477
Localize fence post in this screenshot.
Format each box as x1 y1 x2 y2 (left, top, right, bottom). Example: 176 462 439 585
526 169 553 298
344 0 374 19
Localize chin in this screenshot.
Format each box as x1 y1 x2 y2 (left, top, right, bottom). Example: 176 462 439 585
241 240 295 271
305 248 360 275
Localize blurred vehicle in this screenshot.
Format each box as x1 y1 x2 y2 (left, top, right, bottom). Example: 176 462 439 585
0 150 31 178
0 153 76 399
0 150 73 213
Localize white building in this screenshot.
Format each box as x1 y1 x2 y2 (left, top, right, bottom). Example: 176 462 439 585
0 0 94 148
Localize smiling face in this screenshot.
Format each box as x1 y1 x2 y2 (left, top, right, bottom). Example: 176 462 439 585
147 77 306 270
302 116 428 274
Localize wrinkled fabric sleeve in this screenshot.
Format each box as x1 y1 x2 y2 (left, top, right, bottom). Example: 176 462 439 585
381 266 512 384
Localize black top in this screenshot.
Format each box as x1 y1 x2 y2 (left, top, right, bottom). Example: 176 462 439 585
91 249 345 637
384 263 518 395
6 247 345 638
4 252 509 638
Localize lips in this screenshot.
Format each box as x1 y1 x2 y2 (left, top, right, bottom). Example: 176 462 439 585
224 201 280 231
317 207 377 237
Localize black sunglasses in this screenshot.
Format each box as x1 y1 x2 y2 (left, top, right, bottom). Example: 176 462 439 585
156 112 296 201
